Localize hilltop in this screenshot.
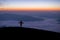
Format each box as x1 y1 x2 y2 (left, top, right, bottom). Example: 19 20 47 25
0 27 60 38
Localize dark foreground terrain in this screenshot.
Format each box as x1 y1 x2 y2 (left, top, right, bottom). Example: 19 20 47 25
0 27 60 38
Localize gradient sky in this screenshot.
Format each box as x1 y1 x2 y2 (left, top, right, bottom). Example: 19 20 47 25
0 0 60 11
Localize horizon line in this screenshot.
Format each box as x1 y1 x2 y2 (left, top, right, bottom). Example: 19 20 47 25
0 7 60 11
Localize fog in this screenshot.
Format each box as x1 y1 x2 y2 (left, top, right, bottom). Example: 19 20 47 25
0 18 60 32
0 11 60 32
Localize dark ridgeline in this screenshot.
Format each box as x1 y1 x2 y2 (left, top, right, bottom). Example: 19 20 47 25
0 20 60 38
19 20 24 27
0 27 60 38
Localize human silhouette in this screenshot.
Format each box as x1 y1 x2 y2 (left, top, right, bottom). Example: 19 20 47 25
19 20 24 27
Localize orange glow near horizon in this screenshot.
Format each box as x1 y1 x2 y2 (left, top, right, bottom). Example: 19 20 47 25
0 0 60 11
0 7 60 11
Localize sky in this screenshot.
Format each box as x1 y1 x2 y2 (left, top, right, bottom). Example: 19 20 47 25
0 0 60 11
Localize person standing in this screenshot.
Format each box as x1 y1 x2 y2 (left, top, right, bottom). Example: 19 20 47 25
19 20 24 27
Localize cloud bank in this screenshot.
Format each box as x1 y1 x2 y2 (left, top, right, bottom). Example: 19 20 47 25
0 18 60 32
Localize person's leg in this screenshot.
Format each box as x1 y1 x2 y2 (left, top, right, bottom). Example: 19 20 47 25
20 24 22 27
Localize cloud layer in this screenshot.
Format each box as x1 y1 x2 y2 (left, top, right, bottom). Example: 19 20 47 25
0 18 60 32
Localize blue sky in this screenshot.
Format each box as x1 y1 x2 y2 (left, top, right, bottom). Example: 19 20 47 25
0 0 60 10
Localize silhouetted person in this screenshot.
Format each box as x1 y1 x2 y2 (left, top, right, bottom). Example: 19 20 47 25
19 20 24 27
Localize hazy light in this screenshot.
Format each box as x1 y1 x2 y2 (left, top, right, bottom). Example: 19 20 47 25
0 0 60 10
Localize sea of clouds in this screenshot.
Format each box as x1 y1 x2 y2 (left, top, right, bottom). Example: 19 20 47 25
0 18 60 32
0 11 60 32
